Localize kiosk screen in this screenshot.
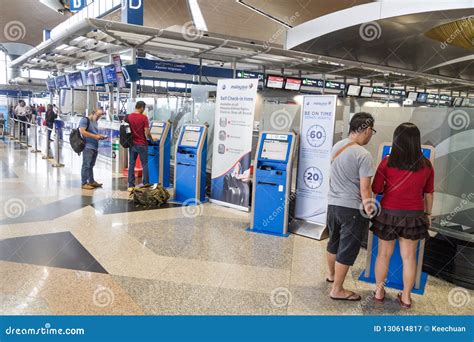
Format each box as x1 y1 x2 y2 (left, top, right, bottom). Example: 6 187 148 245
261 139 289 161
180 130 200 147
151 126 164 140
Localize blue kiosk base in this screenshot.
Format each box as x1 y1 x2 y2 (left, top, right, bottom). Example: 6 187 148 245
245 227 290 238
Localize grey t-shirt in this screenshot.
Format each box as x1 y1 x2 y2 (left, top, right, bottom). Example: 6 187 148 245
327 138 374 209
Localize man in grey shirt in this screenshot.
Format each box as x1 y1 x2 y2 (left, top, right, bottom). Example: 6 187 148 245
326 112 376 301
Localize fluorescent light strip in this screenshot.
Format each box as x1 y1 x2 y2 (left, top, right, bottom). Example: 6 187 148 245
236 0 292 28
187 0 208 31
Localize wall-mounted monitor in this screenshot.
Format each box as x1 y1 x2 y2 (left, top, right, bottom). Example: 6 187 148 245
102 64 117 83
360 86 374 98
266 75 285 89
54 75 68 89
407 92 418 101
261 139 289 161
417 93 428 103
346 85 361 96
284 77 302 91
67 71 84 88
453 97 463 106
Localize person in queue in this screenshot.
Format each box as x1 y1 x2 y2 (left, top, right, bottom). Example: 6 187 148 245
127 101 155 191
15 100 31 137
79 109 107 190
371 123 434 308
45 104 57 142
326 112 376 301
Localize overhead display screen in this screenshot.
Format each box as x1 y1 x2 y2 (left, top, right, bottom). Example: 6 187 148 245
102 64 117 83
347 85 361 96
453 97 463 106
54 75 68 88
373 87 389 95
180 130 201 147
417 93 428 103
302 78 324 87
284 78 302 91
84 69 95 86
407 92 418 101
360 86 374 97
261 139 289 161
67 72 84 88
46 78 56 90
390 89 406 97
91 67 104 85
266 75 285 89
325 81 345 90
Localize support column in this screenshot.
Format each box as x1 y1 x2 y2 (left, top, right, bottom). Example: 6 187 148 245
130 48 137 101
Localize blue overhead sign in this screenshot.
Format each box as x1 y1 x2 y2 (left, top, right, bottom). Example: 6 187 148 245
69 0 86 11
121 0 144 26
136 58 233 78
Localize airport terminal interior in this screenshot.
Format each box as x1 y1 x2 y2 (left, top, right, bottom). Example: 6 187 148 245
0 0 473 316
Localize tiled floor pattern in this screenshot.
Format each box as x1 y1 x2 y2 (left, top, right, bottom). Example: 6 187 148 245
0 137 473 316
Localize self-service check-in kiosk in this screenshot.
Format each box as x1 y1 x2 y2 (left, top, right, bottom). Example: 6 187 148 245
248 132 297 237
359 142 435 294
148 121 171 187
174 124 208 204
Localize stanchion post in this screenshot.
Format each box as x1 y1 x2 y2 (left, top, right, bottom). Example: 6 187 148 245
31 123 41 153
52 126 64 168
42 127 53 160
26 122 32 147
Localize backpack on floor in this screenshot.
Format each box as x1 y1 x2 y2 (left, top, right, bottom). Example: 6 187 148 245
70 117 89 155
119 117 134 148
129 184 170 207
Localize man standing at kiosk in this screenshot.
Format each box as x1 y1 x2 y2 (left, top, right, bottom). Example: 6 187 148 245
326 112 375 301
127 101 154 190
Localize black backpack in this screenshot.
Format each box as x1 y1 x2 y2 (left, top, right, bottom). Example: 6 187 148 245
119 116 134 148
69 117 89 155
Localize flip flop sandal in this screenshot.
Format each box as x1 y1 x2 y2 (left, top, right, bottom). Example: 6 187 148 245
397 293 412 308
330 291 361 301
373 289 385 303
326 278 334 283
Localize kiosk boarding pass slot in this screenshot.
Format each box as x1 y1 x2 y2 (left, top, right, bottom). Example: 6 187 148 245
358 142 435 295
248 132 297 237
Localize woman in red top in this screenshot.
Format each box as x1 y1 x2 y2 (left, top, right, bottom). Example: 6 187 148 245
371 123 434 308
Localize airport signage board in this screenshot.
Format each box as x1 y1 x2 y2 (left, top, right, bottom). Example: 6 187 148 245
210 78 258 211
236 71 264 80
325 80 345 90
70 0 86 11
121 0 144 26
294 95 337 226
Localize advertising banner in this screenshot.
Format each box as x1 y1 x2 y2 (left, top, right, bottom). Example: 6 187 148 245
294 95 337 225
210 78 258 211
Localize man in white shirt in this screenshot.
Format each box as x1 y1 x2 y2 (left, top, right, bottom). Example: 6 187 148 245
15 100 31 136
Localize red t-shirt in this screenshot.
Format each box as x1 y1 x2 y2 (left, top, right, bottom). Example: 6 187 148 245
372 157 434 211
127 112 149 146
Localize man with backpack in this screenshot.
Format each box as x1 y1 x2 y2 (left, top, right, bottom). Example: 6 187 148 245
79 109 107 190
127 101 155 191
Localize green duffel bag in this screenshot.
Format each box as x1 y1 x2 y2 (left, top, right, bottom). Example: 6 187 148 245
129 184 170 207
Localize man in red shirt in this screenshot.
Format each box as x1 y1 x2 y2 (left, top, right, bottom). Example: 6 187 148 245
127 101 154 190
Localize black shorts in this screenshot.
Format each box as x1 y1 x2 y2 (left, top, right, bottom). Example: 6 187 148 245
326 205 369 266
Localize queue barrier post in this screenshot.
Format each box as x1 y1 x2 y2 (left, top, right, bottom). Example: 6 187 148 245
52 125 64 168
31 122 41 153
42 126 54 160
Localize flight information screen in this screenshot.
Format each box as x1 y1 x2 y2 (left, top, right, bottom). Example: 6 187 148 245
261 139 289 161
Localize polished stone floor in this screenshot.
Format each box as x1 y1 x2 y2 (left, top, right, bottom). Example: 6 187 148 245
0 134 472 316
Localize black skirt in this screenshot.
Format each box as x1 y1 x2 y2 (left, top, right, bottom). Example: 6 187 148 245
370 209 429 241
